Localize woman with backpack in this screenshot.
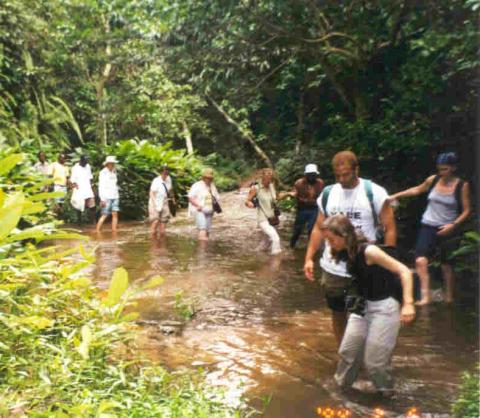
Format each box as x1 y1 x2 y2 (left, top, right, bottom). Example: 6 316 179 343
388 152 471 305
321 215 415 397
245 168 282 255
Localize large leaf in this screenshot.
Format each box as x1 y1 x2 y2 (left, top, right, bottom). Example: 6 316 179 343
0 192 25 241
0 154 23 177
106 267 129 307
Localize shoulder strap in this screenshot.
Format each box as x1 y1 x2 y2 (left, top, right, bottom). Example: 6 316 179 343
363 180 378 227
454 179 464 214
321 185 333 215
428 175 441 194
162 182 170 196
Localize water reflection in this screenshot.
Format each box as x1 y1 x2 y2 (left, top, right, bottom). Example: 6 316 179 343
70 191 478 418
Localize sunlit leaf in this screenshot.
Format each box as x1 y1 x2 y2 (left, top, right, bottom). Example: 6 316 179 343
0 153 23 176
0 192 25 241
142 275 164 290
106 267 129 306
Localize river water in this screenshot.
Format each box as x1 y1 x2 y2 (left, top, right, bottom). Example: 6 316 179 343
74 189 478 417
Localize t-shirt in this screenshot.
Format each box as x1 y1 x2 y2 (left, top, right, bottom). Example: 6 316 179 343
70 163 94 200
150 176 171 210
318 178 389 277
98 167 119 201
34 161 50 175
50 162 69 186
187 180 220 217
294 178 324 209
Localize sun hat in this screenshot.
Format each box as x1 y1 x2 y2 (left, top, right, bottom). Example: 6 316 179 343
202 168 214 178
103 156 118 165
304 163 319 174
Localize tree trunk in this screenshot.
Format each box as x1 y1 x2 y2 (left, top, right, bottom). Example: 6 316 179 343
295 90 305 155
206 95 273 168
95 14 113 147
182 121 194 154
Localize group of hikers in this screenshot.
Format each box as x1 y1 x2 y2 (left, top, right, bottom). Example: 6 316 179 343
34 149 471 397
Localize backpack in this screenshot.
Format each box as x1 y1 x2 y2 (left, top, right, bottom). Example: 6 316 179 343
427 175 464 214
321 180 382 240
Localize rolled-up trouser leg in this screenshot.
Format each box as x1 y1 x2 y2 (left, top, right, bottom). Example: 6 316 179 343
334 313 367 388
363 297 400 392
259 220 282 255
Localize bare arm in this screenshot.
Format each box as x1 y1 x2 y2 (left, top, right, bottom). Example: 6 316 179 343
389 175 435 201
380 202 397 247
303 211 326 281
364 245 415 324
245 187 257 208
454 182 471 226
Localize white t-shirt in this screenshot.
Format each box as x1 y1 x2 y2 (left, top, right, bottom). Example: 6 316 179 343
98 167 119 201
70 163 94 200
187 180 220 217
318 178 389 277
150 176 172 210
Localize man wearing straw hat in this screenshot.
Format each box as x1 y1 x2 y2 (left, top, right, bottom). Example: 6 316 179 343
96 156 120 232
188 168 221 241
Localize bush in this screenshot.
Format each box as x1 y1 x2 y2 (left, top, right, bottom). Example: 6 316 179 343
0 150 249 416
452 365 480 418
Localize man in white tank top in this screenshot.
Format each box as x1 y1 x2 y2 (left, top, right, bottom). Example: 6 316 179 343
303 151 397 345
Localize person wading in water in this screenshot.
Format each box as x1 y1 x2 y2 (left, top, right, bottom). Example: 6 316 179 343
287 163 324 248
388 152 471 305
304 151 397 346
321 215 415 397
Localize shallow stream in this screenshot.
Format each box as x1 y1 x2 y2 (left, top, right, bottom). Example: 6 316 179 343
72 189 478 417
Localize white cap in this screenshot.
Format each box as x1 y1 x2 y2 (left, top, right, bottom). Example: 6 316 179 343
103 156 118 165
304 163 319 174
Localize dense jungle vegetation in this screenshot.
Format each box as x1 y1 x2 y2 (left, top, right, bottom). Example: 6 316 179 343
1 0 478 415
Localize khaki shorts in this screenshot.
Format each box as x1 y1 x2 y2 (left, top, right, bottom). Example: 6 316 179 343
149 201 171 223
320 269 352 312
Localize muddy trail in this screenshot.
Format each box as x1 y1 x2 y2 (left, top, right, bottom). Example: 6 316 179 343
69 188 478 417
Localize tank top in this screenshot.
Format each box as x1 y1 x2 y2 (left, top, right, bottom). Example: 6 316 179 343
348 244 402 303
256 183 276 222
422 187 459 227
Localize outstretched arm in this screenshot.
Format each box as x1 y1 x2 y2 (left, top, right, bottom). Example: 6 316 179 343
303 211 326 281
364 245 415 325
389 175 436 201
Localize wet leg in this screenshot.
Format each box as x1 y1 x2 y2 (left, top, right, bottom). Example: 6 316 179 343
96 215 108 232
415 256 431 305
111 212 118 232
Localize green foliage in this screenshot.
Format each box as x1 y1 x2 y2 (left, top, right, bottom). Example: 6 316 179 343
449 230 480 275
0 150 249 416
174 290 197 321
452 364 480 418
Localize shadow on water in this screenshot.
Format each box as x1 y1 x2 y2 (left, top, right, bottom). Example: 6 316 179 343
69 190 478 418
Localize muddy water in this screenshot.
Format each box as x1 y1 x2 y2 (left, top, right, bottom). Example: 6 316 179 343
76 190 478 417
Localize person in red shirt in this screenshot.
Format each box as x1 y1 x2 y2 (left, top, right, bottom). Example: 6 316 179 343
288 164 324 248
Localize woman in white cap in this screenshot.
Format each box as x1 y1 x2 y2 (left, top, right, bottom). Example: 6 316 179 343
287 163 324 248
96 156 120 232
245 168 282 255
188 168 221 240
